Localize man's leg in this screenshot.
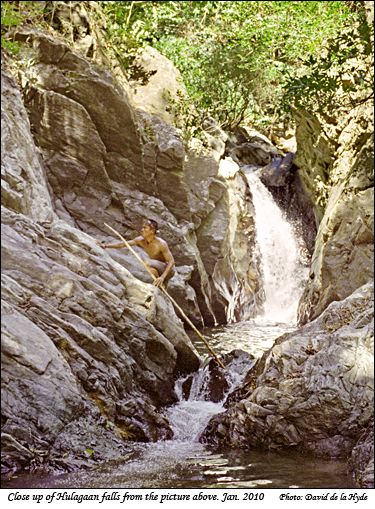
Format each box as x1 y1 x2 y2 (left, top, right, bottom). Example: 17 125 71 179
147 260 175 285
147 260 166 277
133 248 174 284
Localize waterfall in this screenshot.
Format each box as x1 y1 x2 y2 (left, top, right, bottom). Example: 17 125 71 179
244 167 308 324
165 167 308 441
166 354 251 442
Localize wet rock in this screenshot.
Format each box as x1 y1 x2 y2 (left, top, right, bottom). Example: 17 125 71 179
49 414 133 465
200 284 373 473
115 398 173 442
206 349 256 403
226 127 281 166
187 349 256 404
181 375 194 400
205 359 230 403
260 153 295 188
348 425 374 488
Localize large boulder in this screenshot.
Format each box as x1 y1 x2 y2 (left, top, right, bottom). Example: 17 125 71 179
1 205 200 472
297 100 374 325
201 283 373 476
130 45 186 125
226 126 281 166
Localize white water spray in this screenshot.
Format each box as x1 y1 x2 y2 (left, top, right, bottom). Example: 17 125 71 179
244 168 308 324
165 167 308 443
166 355 251 442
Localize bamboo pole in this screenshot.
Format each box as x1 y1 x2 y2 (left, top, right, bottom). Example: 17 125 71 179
104 223 225 369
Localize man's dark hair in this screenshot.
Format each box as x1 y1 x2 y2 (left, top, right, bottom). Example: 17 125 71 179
144 219 158 232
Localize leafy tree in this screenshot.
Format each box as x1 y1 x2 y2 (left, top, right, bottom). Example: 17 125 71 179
281 6 374 115
99 1 367 131
3 1 372 132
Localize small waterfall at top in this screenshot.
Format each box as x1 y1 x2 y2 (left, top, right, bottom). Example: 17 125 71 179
244 167 308 324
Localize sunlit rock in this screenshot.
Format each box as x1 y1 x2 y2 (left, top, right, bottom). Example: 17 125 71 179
201 283 373 473
297 100 374 325
129 45 186 125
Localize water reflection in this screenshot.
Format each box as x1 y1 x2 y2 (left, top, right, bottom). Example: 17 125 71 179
3 444 355 489
192 319 296 359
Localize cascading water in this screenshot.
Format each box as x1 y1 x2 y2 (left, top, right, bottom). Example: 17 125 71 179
4 161 353 489
166 353 253 442
244 166 308 324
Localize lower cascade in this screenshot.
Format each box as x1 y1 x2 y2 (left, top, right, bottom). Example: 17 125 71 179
7 322 355 488
167 351 254 442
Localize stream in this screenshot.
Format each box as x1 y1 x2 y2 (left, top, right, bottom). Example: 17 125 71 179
2 170 356 489
2 320 355 489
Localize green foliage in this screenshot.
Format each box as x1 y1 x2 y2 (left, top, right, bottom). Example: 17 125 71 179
164 89 205 145
281 9 374 115
4 1 371 132
84 447 95 457
1 1 45 55
99 1 367 131
1 1 22 53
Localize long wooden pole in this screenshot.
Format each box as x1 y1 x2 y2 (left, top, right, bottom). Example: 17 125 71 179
104 223 225 369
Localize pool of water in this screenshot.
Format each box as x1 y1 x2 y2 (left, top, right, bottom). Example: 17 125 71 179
3 442 354 489
2 320 356 489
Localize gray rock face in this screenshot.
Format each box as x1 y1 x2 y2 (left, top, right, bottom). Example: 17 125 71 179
196 159 263 323
200 283 373 479
1 206 200 463
11 28 261 327
1 22 262 474
297 101 374 324
1 56 201 474
1 72 53 222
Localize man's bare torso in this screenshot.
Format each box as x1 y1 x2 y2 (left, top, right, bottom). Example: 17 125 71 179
134 236 168 262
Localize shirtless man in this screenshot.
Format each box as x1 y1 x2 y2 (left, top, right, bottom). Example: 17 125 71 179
100 219 175 288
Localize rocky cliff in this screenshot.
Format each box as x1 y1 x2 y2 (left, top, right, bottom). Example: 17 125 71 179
1 9 262 474
2 63 201 473
296 100 374 325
